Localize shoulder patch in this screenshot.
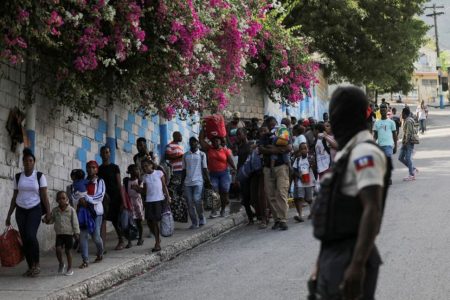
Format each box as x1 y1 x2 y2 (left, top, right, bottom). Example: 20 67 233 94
354 155 374 171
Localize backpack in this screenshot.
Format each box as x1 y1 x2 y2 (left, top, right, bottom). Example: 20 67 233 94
237 149 262 182
15 172 45 215
312 140 392 242
275 126 290 146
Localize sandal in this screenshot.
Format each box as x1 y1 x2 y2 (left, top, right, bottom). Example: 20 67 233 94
29 267 40 277
94 255 103 263
79 262 89 269
115 242 125 251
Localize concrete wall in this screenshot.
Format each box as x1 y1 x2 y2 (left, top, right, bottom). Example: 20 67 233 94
226 82 265 120
0 63 198 250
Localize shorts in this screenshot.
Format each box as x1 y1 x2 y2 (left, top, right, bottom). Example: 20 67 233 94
55 234 74 249
294 186 313 201
145 200 167 222
209 170 231 193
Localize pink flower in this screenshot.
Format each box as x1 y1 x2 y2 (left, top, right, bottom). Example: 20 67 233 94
17 9 30 23
168 34 178 44
50 28 61 36
165 106 176 120
139 44 148 53
9 55 18 64
16 37 27 49
274 79 284 87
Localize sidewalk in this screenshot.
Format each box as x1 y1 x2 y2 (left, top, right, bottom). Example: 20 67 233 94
0 209 247 300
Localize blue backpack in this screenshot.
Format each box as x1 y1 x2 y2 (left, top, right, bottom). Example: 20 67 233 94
77 206 95 234
237 149 262 182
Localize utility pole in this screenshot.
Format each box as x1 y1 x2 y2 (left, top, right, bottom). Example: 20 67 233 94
425 4 445 108
425 4 444 57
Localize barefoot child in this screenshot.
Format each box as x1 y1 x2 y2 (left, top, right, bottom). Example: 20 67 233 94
132 159 171 252
123 164 145 247
44 191 80 276
292 143 316 222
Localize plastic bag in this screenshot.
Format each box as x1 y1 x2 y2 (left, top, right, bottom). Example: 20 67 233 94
160 209 175 237
0 226 24 267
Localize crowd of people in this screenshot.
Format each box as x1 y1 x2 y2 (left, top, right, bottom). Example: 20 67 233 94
4 94 428 278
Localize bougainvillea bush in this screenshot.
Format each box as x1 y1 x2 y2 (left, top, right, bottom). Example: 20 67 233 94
0 0 318 119
246 3 319 105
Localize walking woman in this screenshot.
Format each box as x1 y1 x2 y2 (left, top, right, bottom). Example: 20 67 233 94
5 148 51 277
98 145 125 251
78 161 105 268
416 100 428 134
199 130 237 218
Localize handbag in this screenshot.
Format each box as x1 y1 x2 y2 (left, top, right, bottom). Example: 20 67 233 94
160 208 175 237
0 226 24 267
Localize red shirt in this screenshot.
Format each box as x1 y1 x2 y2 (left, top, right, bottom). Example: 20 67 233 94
207 147 231 172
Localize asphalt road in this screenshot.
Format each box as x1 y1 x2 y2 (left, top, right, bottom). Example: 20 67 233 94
96 108 450 300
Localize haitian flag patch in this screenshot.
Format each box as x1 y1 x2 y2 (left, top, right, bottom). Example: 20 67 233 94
354 155 374 171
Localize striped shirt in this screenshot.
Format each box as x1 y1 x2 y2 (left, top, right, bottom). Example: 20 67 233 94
165 142 184 172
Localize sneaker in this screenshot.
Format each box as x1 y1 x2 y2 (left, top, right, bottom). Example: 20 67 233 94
294 215 304 223
403 175 415 181
279 222 288 231
65 269 74 276
58 263 65 274
272 221 280 230
209 212 219 219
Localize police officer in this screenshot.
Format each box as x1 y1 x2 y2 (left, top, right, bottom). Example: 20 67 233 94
310 87 391 300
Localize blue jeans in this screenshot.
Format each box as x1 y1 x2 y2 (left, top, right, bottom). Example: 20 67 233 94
209 170 231 193
184 185 205 226
80 215 103 262
398 143 415 176
380 145 393 158
419 119 426 133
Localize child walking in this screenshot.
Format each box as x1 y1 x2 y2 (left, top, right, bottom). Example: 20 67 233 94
123 164 145 247
44 191 80 276
292 143 316 222
132 159 171 252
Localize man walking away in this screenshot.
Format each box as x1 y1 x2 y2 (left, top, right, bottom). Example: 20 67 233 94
398 107 418 181
310 86 392 300
374 104 397 185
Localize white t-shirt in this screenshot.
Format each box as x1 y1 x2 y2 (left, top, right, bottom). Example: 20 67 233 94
143 170 165 202
14 171 47 209
416 106 427 120
315 136 331 173
293 156 315 188
293 135 307 151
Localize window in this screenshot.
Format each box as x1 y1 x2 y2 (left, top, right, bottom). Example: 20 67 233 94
422 79 437 86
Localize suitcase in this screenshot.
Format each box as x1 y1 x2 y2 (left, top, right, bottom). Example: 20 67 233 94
204 114 227 140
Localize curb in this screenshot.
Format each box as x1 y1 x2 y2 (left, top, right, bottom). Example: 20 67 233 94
41 211 247 300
